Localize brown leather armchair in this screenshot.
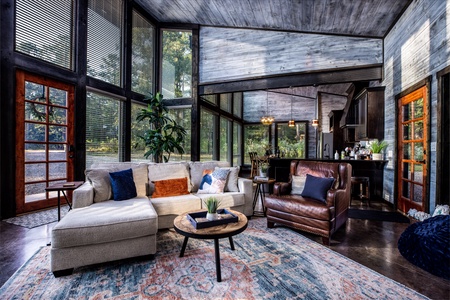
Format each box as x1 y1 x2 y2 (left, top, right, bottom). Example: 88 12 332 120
264 160 352 245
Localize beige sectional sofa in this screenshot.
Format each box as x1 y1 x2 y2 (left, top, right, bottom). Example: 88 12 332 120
50 161 253 276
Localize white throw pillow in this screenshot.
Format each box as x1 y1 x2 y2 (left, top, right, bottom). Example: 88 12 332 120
291 175 306 195
85 168 115 202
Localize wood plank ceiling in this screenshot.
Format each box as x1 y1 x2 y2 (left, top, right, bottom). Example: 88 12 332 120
136 0 412 38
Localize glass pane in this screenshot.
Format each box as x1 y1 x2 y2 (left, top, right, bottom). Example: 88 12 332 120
49 162 66 180
25 143 45 162
413 164 423 183
49 125 67 142
402 162 412 180
413 120 423 139
86 91 121 167
220 93 232 113
201 94 217 105
277 123 306 158
132 10 154 95
16 0 73 69
25 182 47 198
49 88 67 106
131 102 147 161
168 107 191 162
25 102 46 122
402 123 411 140
220 117 231 162
25 163 46 182
414 143 424 161
162 30 192 99
87 0 122 86
49 107 67 124
402 103 411 122
200 109 217 161
413 184 423 203
402 180 410 199
25 82 45 102
244 124 269 165
233 123 242 166
233 92 243 118
25 123 46 142
403 143 411 159
413 98 424 118
49 144 66 161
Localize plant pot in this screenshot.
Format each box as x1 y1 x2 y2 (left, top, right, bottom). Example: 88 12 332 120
372 153 383 160
259 170 267 177
206 212 219 221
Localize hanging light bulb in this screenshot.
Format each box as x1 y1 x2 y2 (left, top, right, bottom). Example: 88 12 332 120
261 90 274 125
289 86 295 127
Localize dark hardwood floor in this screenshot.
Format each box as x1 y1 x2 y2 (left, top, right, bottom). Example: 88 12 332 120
1 199 449 299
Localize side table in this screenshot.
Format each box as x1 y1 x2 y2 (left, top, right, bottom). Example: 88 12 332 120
45 181 84 221
252 178 276 216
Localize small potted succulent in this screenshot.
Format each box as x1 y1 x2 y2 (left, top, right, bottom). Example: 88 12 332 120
369 140 388 160
259 161 269 177
204 197 221 221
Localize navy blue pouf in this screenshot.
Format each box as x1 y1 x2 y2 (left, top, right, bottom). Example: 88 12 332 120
398 215 450 279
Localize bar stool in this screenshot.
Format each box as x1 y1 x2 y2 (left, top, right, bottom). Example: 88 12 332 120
351 176 370 206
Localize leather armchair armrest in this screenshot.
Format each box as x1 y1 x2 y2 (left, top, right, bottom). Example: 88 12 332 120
273 182 292 196
326 189 348 213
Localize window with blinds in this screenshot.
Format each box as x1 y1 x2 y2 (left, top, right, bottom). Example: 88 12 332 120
87 0 123 86
132 10 155 95
86 91 124 167
15 0 74 69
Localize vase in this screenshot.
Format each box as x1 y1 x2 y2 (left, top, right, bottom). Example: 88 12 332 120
206 212 219 221
259 170 267 177
372 153 383 160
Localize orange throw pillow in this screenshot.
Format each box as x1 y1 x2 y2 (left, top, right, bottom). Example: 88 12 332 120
152 177 189 198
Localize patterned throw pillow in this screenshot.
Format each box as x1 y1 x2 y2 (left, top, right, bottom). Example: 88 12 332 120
197 168 231 194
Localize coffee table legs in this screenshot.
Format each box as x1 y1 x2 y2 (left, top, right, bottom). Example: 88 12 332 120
178 236 236 282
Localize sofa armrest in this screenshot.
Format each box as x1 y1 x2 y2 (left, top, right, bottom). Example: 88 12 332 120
273 182 291 196
237 177 254 217
326 189 349 212
72 182 94 209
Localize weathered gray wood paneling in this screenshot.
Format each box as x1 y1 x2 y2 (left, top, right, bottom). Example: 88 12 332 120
379 0 449 210
199 27 383 84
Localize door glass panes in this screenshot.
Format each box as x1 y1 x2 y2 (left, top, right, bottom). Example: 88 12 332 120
403 123 410 140
244 125 269 164
413 185 423 203
414 98 424 118
220 117 231 162
49 162 66 180
414 164 423 182
86 91 122 167
414 121 423 139
49 88 68 106
402 181 410 198
87 0 122 86
168 107 191 161
233 92 243 117
233 123 242 166
402 102 411 121
131 102 147 161
277 123 307 158
15 0 73 69
220 94 232 113
414 143 424 161
200 109 217 161
162 30 192 99
132 10 154 95
403 162 412 180
49 144 66 161
25 102 46 121
403 143 411 159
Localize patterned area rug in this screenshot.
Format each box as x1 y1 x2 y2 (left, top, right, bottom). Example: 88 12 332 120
3 205 69 228
0 218 427 299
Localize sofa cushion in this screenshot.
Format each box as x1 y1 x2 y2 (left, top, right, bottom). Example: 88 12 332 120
189 161 229 192
301 174 335 202
197 192 245 210
152 177 190 198
150 193 201 216
148 162 192 194
51 198 158 248
215 166 240 192
109 168 137 201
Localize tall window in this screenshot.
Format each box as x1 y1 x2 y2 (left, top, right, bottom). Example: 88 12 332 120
233 92 243 118
168 107 192 161
277 122 307 158
130 101 147 161
132 10 154 95
244 125 269 164
200 108 217 161
233 123 242 166
162 30 192 99
15 0 73 69
220 117 231 161
86 91 123 167
87 0 123 86
220 94 232 113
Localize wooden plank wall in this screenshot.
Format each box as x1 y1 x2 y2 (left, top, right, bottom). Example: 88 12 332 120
377 0 449 209
199 27 383 84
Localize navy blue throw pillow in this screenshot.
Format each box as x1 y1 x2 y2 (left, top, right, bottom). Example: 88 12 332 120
301 174 335 203
109 168 137 201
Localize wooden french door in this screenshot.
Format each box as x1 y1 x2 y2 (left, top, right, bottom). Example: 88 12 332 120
397 86 428 213
15 70 75 214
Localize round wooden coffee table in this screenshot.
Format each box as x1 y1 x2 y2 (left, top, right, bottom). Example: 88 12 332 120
173 209 248 282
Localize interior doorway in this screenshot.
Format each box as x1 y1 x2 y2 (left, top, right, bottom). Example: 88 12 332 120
15 70 75 214
437 67 450 205
396 85 429 213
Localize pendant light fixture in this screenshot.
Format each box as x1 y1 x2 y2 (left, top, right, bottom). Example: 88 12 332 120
312 94 319 127
288 86 295 127
261 90 274 125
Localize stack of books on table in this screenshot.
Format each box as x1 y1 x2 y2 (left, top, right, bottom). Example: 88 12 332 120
254 176 269 182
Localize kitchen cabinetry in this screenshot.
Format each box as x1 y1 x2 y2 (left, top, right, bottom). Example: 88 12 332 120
354 87 385 141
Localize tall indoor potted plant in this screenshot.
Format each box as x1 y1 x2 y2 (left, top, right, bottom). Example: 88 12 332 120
136 92 187 163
